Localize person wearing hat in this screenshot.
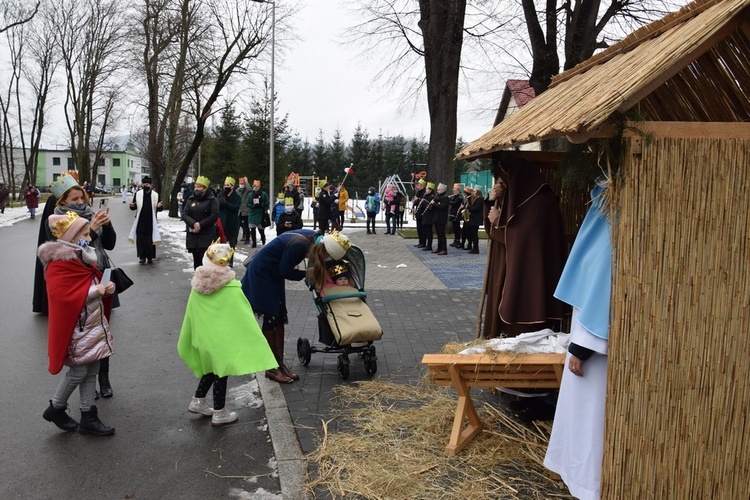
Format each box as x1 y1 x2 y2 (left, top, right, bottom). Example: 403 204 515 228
217 176 242 265
181 175 219 269
448 183 464 248
463 185 484 254
38 211 116 436
272 191 285 225
237 177 252 244
282 179 300 214
0 180 9 214
431 183 450 255
411 178 428 247
128 176 163 264
276 197 303 236
365 187 380 234
457 186 474 249
419 182 437 251
245 180 269 248
241 229 351 383
316 180 335 233
178 242 278 426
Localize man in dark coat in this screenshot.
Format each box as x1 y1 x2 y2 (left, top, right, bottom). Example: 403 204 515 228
411 179 427 247
181 175 219 269
316 181 335 233
0 181 9 213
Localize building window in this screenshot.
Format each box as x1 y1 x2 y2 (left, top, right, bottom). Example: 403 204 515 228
67 158 74 169
97 157 105 166
141 165 149 174
113 158 121 167
112 178 121 187
97 174 106 186
52 173 61 181
53 157 61 166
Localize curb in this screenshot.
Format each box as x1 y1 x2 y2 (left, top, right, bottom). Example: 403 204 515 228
257 374 311 500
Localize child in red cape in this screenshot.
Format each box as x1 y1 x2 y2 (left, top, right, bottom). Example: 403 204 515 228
38 211 116 436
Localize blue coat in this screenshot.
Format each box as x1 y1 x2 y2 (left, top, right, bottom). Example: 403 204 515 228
241 229 319 317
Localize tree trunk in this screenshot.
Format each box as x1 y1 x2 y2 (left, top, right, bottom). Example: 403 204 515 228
418 0 465 185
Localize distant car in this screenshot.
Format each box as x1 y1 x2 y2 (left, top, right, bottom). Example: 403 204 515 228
93 186 113 194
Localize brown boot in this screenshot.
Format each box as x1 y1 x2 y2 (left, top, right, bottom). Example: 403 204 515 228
275 326 299 380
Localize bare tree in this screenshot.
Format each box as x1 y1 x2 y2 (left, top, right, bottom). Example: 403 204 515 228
350 0 678 179
0 0 40 35
53 0 127 184
133 0 282 216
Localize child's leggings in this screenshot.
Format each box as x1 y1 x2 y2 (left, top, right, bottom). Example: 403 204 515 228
52 361 100 412
195 373 228 410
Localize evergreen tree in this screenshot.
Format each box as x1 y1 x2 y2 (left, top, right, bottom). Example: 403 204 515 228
348 123 371 195
328 128 347 183
312 129 329 183
203 105 244 184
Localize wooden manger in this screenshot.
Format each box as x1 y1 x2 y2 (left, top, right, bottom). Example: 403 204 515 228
421 353 565 455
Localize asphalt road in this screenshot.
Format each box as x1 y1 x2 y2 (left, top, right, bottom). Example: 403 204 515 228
0 199 281 499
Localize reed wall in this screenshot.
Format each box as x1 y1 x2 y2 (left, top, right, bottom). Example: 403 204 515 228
603 136 750 497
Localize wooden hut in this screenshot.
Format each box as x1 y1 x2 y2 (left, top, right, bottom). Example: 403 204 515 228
457 0 750 497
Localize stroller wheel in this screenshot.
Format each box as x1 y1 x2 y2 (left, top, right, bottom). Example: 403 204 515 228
297 338 312 366
337 355 350 381
364 354 377 377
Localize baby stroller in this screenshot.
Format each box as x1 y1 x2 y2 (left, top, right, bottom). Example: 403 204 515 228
297 244 383 380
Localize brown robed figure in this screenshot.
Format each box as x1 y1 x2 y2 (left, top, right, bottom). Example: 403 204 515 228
482 153 568 338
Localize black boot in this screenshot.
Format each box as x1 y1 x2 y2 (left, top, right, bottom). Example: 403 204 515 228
43 400 79 432
98 357 113 398
79 406 115 436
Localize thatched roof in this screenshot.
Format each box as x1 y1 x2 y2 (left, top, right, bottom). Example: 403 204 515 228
458 0 750 159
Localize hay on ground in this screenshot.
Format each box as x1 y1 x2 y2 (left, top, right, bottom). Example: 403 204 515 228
306 380 570 499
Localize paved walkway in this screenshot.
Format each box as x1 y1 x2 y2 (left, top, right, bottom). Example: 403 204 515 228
250 223 489 498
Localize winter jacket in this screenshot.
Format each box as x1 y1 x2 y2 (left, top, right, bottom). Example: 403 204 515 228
181 190 219 250
237 187 251 216
365 193 380 214
420 191 436 226
218 189 242 239
276 210 303 235
465 194 485 227
338 187 349 212
431 191 450 225
317 188 335 221
246 190 269 226
24 187 40 208
38 241 114 372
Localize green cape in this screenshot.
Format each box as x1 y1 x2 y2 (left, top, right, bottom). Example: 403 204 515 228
178 279 277 378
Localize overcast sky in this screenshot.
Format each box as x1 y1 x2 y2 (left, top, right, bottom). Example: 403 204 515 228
271 0 496 145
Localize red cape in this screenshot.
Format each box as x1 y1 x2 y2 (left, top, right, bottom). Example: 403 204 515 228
45 260 109 374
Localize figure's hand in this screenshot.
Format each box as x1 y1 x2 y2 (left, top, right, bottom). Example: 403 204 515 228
488 206 501 227
96 284 107 296
157 201 163 208
568 355 584 377
193 222 201 233
129 203 136 209
104 282 115 296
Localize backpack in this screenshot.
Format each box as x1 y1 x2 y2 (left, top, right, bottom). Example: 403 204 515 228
365 194 380 214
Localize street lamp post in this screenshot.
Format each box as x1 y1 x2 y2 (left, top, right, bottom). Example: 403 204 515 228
252 0 275 198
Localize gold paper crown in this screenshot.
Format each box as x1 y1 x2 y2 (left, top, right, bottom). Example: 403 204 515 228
50 211 81 239
426 182 436 190
225 176 236 186
195 175 210 187
284 197 294 206
329 264 349 277
205 239 234 267
329 231 351 251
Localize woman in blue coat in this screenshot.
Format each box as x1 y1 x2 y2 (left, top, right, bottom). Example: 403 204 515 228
241 229 350 383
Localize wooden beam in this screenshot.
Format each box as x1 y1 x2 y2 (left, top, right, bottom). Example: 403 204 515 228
624 121 750 139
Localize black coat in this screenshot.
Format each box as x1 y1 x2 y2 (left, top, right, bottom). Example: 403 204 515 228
431 192 450 225
181 190 219 250
420 191 436 226
465 195 485 227
276 210 303 235
317 188 335 221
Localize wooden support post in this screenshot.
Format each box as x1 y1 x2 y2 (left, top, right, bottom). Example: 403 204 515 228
445 365 484 455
